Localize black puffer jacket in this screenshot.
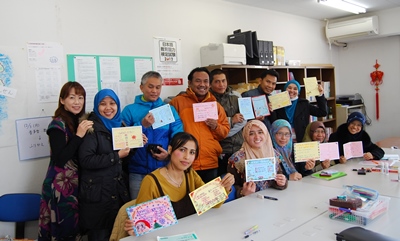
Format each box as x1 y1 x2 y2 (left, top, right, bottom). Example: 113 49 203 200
78 112 131 231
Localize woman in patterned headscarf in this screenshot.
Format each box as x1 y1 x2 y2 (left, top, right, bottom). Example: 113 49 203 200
228 120 287 198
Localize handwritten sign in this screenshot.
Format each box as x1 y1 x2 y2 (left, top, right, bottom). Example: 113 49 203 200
112 126 143 150
126 195 178 236
189 177 227 215
192 101 218 122
268 91 292 110
15 116 52 160
319 142 340 160
251 95 270 117
344 141 364 159
0 86 17 98
245 157 276 182
149 104 175 129
303 77 320 99
238 97 255 120
294 141 320 162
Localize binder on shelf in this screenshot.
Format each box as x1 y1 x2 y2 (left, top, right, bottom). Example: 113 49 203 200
323 81 331 98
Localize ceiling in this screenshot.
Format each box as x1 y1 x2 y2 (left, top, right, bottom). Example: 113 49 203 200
223 0 400 20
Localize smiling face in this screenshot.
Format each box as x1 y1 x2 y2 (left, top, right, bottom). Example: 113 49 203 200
168 140 197 171
312 127 326 142
286 83 299 99
140 76 162 102
60 88 85 115
247 125 266 149
275 127 291 147
189 71 209 101
98 96 118 119
259 74 277 95
210 73 227 94
348 120 362 134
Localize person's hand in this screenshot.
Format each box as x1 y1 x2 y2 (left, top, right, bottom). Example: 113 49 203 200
141 113 155 128
118 147 130 159
220 173 235 191
339 155 347 164
275 174 286 186
321 159 331 169
241 181 256 196
289 172 302 181
152 146 169 161
318 84 324 95
142 134 148 145
363 152 374 160
305 159 316 170
255 115 265 121
205 118 218 130
124 219 136 236
268 102 274 113
231 113 244 124
76 120 93 138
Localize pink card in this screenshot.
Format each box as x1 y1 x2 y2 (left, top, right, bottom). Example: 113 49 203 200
192 101 218 122
319 142 340 161
343 141 364 159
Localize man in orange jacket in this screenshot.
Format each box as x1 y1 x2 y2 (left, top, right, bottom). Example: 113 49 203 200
170 67 230 183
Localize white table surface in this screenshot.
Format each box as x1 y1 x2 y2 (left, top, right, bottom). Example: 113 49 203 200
121 181 343 241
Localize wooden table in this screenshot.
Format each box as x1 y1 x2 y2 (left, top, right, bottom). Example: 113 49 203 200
376 137 400 149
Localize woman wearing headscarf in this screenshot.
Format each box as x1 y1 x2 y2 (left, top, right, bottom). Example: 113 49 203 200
274 80 328 142
328 112 384 164
227 120 287 198
303 121 335 172
271 119 315 180
78 89 146 241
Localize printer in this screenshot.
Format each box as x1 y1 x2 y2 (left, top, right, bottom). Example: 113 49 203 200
200 43 246 66
336 94 363 105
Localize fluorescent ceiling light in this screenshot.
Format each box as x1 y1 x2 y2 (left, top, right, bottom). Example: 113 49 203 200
318 0 366 14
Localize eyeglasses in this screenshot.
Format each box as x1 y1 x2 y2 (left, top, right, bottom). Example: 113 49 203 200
276 132 291 138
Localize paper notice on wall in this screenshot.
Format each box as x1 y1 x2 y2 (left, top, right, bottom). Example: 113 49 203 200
153 37 183 86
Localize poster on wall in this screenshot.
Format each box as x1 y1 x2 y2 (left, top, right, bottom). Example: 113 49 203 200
153 37 183 86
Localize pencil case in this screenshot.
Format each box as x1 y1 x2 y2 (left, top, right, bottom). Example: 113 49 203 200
329 197 362 210
344 185 379 201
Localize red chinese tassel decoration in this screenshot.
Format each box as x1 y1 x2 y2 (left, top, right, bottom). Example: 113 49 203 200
370 59 384 120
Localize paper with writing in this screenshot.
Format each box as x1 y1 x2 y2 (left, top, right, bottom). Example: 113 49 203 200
189 177 227 215
304 77 320 99
192 101 218 122
294 141 320 162
157 232 201 241
112 126 143 150
245 157 276 182
319 142 340 160
251 95 270 117
343 141 364 159
149 104 175 129
238 97 255 120
268 91 292 110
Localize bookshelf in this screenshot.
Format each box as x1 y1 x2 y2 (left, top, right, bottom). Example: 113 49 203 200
204 64 337 132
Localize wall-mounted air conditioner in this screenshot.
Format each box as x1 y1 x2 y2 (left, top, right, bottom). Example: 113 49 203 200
325 16 379 43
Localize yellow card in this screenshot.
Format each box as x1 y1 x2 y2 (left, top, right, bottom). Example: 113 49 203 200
189 177 227 215
294 141 320 162
304 77 320 99
268 91 292 110
112 126 143 150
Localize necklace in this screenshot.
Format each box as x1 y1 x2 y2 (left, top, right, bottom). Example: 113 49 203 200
165 167 182 187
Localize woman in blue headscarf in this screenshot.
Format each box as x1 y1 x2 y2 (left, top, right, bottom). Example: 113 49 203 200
78 89 145 241
271 119 315 180
274 79 328 143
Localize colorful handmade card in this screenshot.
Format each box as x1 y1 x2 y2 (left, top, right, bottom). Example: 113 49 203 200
311 171 347 181
303 77 320 99
189 177 227 215
192 101 218 122
149 104 175 129
294 141 320 162
112 126 143 150
126 195 178 236
157 232 201 241
251 95 270 117
268 91 292 110
343 141 364 159
238 97 255 120
319 142 340 160
245 157 276 182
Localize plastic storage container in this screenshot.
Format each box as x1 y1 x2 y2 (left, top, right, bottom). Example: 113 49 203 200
328 195 390 225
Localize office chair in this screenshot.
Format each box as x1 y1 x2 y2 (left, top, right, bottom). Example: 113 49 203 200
0 193 41 239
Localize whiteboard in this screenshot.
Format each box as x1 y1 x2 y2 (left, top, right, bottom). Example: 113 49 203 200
15 116 52 160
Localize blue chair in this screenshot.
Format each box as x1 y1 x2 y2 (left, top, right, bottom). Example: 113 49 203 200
0 193 41 239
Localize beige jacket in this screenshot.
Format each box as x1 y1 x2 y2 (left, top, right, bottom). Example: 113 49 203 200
109 199 136 241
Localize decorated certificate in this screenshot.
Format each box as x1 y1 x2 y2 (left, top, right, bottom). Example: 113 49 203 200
149 104 175 129
251 95 270 117
126 195 178 236
303 77 320 99
189 177 227 215
245 157 276 182
319 142 340 160
268 91 292 110
343 141 364 159
111 126 143 150
238 97 255 120
294 141 320 162
192 101 218 122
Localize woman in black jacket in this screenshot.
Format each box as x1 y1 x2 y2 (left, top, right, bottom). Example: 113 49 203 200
78 89 138 241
